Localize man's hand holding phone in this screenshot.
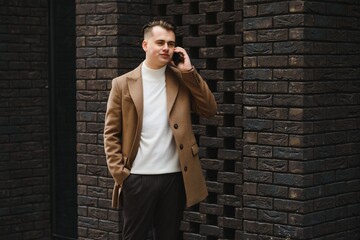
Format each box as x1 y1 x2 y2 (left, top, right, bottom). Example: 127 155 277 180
171 47 192 72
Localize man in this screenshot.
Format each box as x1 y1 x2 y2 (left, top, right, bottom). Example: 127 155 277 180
104 20 217 240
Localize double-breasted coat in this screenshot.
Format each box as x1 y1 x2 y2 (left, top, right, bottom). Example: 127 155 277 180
104 63 217 208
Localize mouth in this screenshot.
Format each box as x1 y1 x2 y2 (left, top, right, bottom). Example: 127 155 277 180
160 54 170 59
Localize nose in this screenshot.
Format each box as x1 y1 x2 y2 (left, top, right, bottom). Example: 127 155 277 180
163 43 169 51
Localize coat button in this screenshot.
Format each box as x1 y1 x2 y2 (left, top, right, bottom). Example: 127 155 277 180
179 144 183 150
184 166 187 172
174 124 178 129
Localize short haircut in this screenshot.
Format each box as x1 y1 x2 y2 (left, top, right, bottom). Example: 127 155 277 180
142 19 176 39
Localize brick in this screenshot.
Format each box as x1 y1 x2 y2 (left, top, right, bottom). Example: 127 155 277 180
97 3 118 13
217 127 242 138
217 81 242 92
274 199 313 214
274 224 313 239
218 216 242 229
258 29 288 42
244 69 272 80
258 184 288 198
199 203 223 215
199 47 224 58
244 43 272 55
274 14 306 28
200 224 223 237
198 24 224 35
206 181 224 194
243 144 272 158
217 11 242 23
218 149 242 160
183 211 206 223
183 232 206 240
182 14 206 25
217 58 242 69
258 210 287 224
243 5 257 17
244 17 272 30
218 194 242 207
274 172 313 187
167 3 190 15
258 2 288 16
289 186 323 200
243 119 273 131
199 1 223 13
217 172 242 184
244 169 272 183
244 220 273 235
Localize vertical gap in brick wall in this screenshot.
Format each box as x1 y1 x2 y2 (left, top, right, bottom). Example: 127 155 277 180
189 2 198 14
191 114 199 136
174 14 183 46
224 183 235 195
205 79 217 95
174 14 182 25
224 69 234 80
224 228 235 239
224 22 235 34
206 147 218 162
224 46 235 58
206 169 217 181
189 24 198 37
224 157 235 172
224 114 235 126
207 213 217 225
224 91 234 103
207 192 217 204
206 36 216 47
207 58 217 69
206 12 217 24
207 125 217 137
224 137 235 149
224 0 234 11
157 4 166 16
190 47 199 58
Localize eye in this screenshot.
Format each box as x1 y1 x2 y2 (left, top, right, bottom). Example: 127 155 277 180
156 41 165 45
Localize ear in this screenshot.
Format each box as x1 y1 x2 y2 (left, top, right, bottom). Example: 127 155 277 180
142 39 147 52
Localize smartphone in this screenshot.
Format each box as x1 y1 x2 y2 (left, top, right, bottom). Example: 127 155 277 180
172 52 182 66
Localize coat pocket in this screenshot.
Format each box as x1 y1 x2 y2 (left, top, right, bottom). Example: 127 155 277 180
191 143 199 156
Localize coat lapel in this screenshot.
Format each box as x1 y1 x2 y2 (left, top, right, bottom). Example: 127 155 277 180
165 67 179 116
126 64 179 118
127 64 143 120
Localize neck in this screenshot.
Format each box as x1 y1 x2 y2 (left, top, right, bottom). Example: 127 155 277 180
144 59 166 69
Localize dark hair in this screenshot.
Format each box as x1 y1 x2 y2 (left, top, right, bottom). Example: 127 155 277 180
142 20 176 38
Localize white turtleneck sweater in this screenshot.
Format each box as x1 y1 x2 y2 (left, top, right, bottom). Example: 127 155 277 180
130 62 181 174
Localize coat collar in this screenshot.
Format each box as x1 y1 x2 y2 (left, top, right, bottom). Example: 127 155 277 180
126 63 180 117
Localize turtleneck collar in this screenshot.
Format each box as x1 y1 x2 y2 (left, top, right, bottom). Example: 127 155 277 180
142 62 167 81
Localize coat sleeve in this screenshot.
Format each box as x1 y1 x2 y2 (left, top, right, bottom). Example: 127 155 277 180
180 67 217 117
103 78 130 186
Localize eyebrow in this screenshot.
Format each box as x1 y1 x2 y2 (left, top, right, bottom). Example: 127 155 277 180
155 39 176 45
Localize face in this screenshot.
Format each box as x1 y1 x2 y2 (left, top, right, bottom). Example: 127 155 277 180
142 26 176 69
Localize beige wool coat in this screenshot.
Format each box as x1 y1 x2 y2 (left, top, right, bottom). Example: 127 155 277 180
103 63 217 208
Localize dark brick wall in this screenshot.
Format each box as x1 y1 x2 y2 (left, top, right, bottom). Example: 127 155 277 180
75 0 360 240
243 1 360 239
151 1 245 239
0 0 50 239
2 0 358 239
76 1 149 239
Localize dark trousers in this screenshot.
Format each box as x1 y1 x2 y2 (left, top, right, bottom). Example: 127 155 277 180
122 172 186 240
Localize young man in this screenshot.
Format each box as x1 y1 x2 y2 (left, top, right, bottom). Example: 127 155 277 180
104 20 217 240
